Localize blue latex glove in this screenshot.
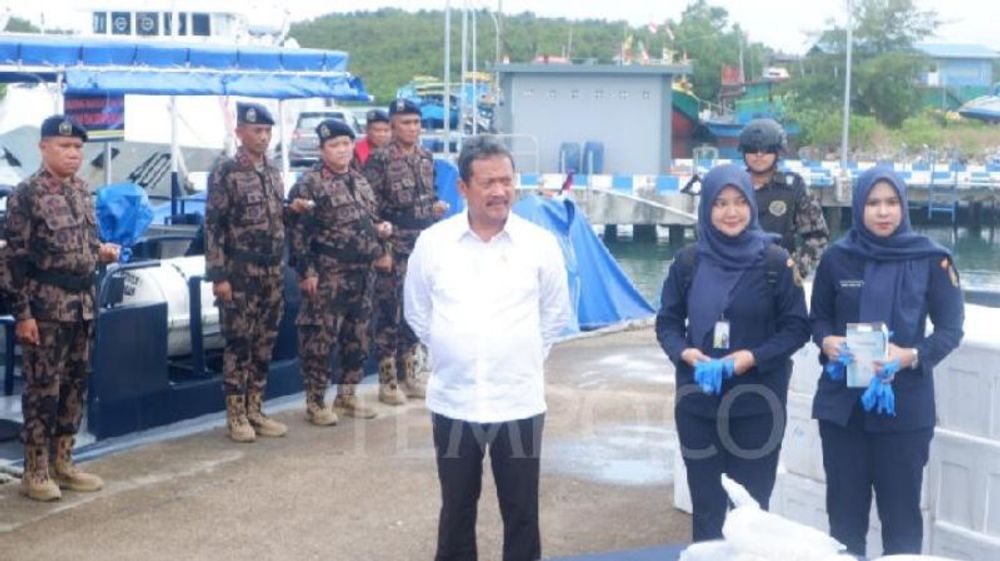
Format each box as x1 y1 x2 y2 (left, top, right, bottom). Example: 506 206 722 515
824 343 854 381
860 359 900 416
694 358 735 395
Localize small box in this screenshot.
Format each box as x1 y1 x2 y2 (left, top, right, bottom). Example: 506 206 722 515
846 322 890 388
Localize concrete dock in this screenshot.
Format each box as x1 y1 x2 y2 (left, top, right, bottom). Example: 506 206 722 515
0 326 691 561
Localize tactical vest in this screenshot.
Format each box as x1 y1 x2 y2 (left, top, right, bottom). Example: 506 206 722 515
755 172 805 256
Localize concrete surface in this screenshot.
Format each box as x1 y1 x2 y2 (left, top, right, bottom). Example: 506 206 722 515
0 327 691 560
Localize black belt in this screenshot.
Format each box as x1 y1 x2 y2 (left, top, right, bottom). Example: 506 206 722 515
31 266 93 292
228 248 281 267
386 214 433 230
311 241 374 264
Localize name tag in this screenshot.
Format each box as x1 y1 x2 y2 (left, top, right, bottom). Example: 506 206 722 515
839 280 864 289
714 321 730 350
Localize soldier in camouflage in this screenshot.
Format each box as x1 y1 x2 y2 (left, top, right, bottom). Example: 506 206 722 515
206 102 309 443
740 118 829 276
288 119 394 423
4 115 120 501
363 99 448 404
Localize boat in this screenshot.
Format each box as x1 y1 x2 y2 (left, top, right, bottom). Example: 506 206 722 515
396 73 496 133
671 79 701 139
703 68 800 158
0 2 368 198
958 83 1000 123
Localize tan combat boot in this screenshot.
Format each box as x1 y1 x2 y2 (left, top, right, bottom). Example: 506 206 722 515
305 386 338 427
377 357 406 406
334 385 378 419
20 444 61 501
226 394 256 443
51 436 104 492
247 390 288 437
401 351 427 399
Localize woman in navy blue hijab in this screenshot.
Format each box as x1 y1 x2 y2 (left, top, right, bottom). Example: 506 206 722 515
656 164 810 541
810 166 965 556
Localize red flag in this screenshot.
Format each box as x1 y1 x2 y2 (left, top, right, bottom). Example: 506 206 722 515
561 170 575 193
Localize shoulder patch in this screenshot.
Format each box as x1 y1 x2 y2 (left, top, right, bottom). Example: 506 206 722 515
940 257 960 287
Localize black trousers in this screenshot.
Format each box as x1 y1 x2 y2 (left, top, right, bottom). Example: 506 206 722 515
431 412 545 561
676 408 785 542
819 410 933 557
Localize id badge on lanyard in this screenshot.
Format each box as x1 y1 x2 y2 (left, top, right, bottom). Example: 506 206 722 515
713 316 731 350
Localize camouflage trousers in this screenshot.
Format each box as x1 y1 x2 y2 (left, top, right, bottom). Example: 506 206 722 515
20 320 93 446
373 245 419 375
219 272 284 397
297 268 372 405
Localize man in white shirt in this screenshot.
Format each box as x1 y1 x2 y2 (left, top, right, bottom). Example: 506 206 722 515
404 135 570 561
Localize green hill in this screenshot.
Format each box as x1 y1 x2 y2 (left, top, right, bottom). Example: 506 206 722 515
290 9 699 103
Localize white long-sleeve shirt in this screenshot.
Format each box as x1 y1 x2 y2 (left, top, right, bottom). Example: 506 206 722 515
404 211 571 423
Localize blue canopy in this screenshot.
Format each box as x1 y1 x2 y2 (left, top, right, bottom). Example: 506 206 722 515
0 35 367 100
513 196 655 331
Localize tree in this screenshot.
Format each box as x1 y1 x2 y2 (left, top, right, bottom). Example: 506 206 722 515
814 0 938 56
4 16 40 33
854 53 925 127
786 0 937 129
670 0 769 101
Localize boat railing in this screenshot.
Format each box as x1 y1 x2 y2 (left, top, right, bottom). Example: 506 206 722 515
490 133 540 174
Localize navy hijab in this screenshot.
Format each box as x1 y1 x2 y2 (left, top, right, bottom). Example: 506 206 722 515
688 164 780 348
835 166 950 341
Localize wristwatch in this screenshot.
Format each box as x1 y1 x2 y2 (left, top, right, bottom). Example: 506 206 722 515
910 347 920 369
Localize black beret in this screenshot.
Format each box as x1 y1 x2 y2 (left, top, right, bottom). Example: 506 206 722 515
236 102 275 126
316 119 355 144
366 109 389 124
388 98 421 117
40 115 87 141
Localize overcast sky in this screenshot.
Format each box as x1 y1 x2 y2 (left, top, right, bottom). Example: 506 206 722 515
12 0 1000 54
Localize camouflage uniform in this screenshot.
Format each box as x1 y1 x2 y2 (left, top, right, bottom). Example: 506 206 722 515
754 170 829 276
4 168 100 449
287 164 383 409
363 140 436 383
364 141 437 384
205 148 288 434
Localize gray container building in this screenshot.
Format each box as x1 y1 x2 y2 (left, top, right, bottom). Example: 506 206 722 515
494 62 691 175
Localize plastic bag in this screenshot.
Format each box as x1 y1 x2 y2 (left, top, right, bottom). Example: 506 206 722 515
872 553 956 561
679 540 768 561
721 475 848 561
96 182 154 262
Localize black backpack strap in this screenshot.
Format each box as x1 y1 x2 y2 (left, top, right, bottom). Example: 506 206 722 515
677 245 699 299
763 244 788 289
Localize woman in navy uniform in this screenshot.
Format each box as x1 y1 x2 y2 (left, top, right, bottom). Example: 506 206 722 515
656 164 810 541
810 167 965 556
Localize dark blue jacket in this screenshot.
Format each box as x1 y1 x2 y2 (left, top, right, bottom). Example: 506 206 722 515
656 246 811 418
810 245 965 432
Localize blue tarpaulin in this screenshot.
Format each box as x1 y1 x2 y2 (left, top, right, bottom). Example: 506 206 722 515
149 189 654 332
0 35 367 100
96 182 155 262
434 159 464 218
513 196 655 331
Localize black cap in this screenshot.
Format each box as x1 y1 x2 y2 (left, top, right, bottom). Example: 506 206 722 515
236 102 275 126
388 98 421 117
366 109 389 124
316 119 356 144
40 115 88 141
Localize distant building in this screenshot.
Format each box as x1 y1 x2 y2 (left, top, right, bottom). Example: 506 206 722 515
494 63 691 175
916 43 999 88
